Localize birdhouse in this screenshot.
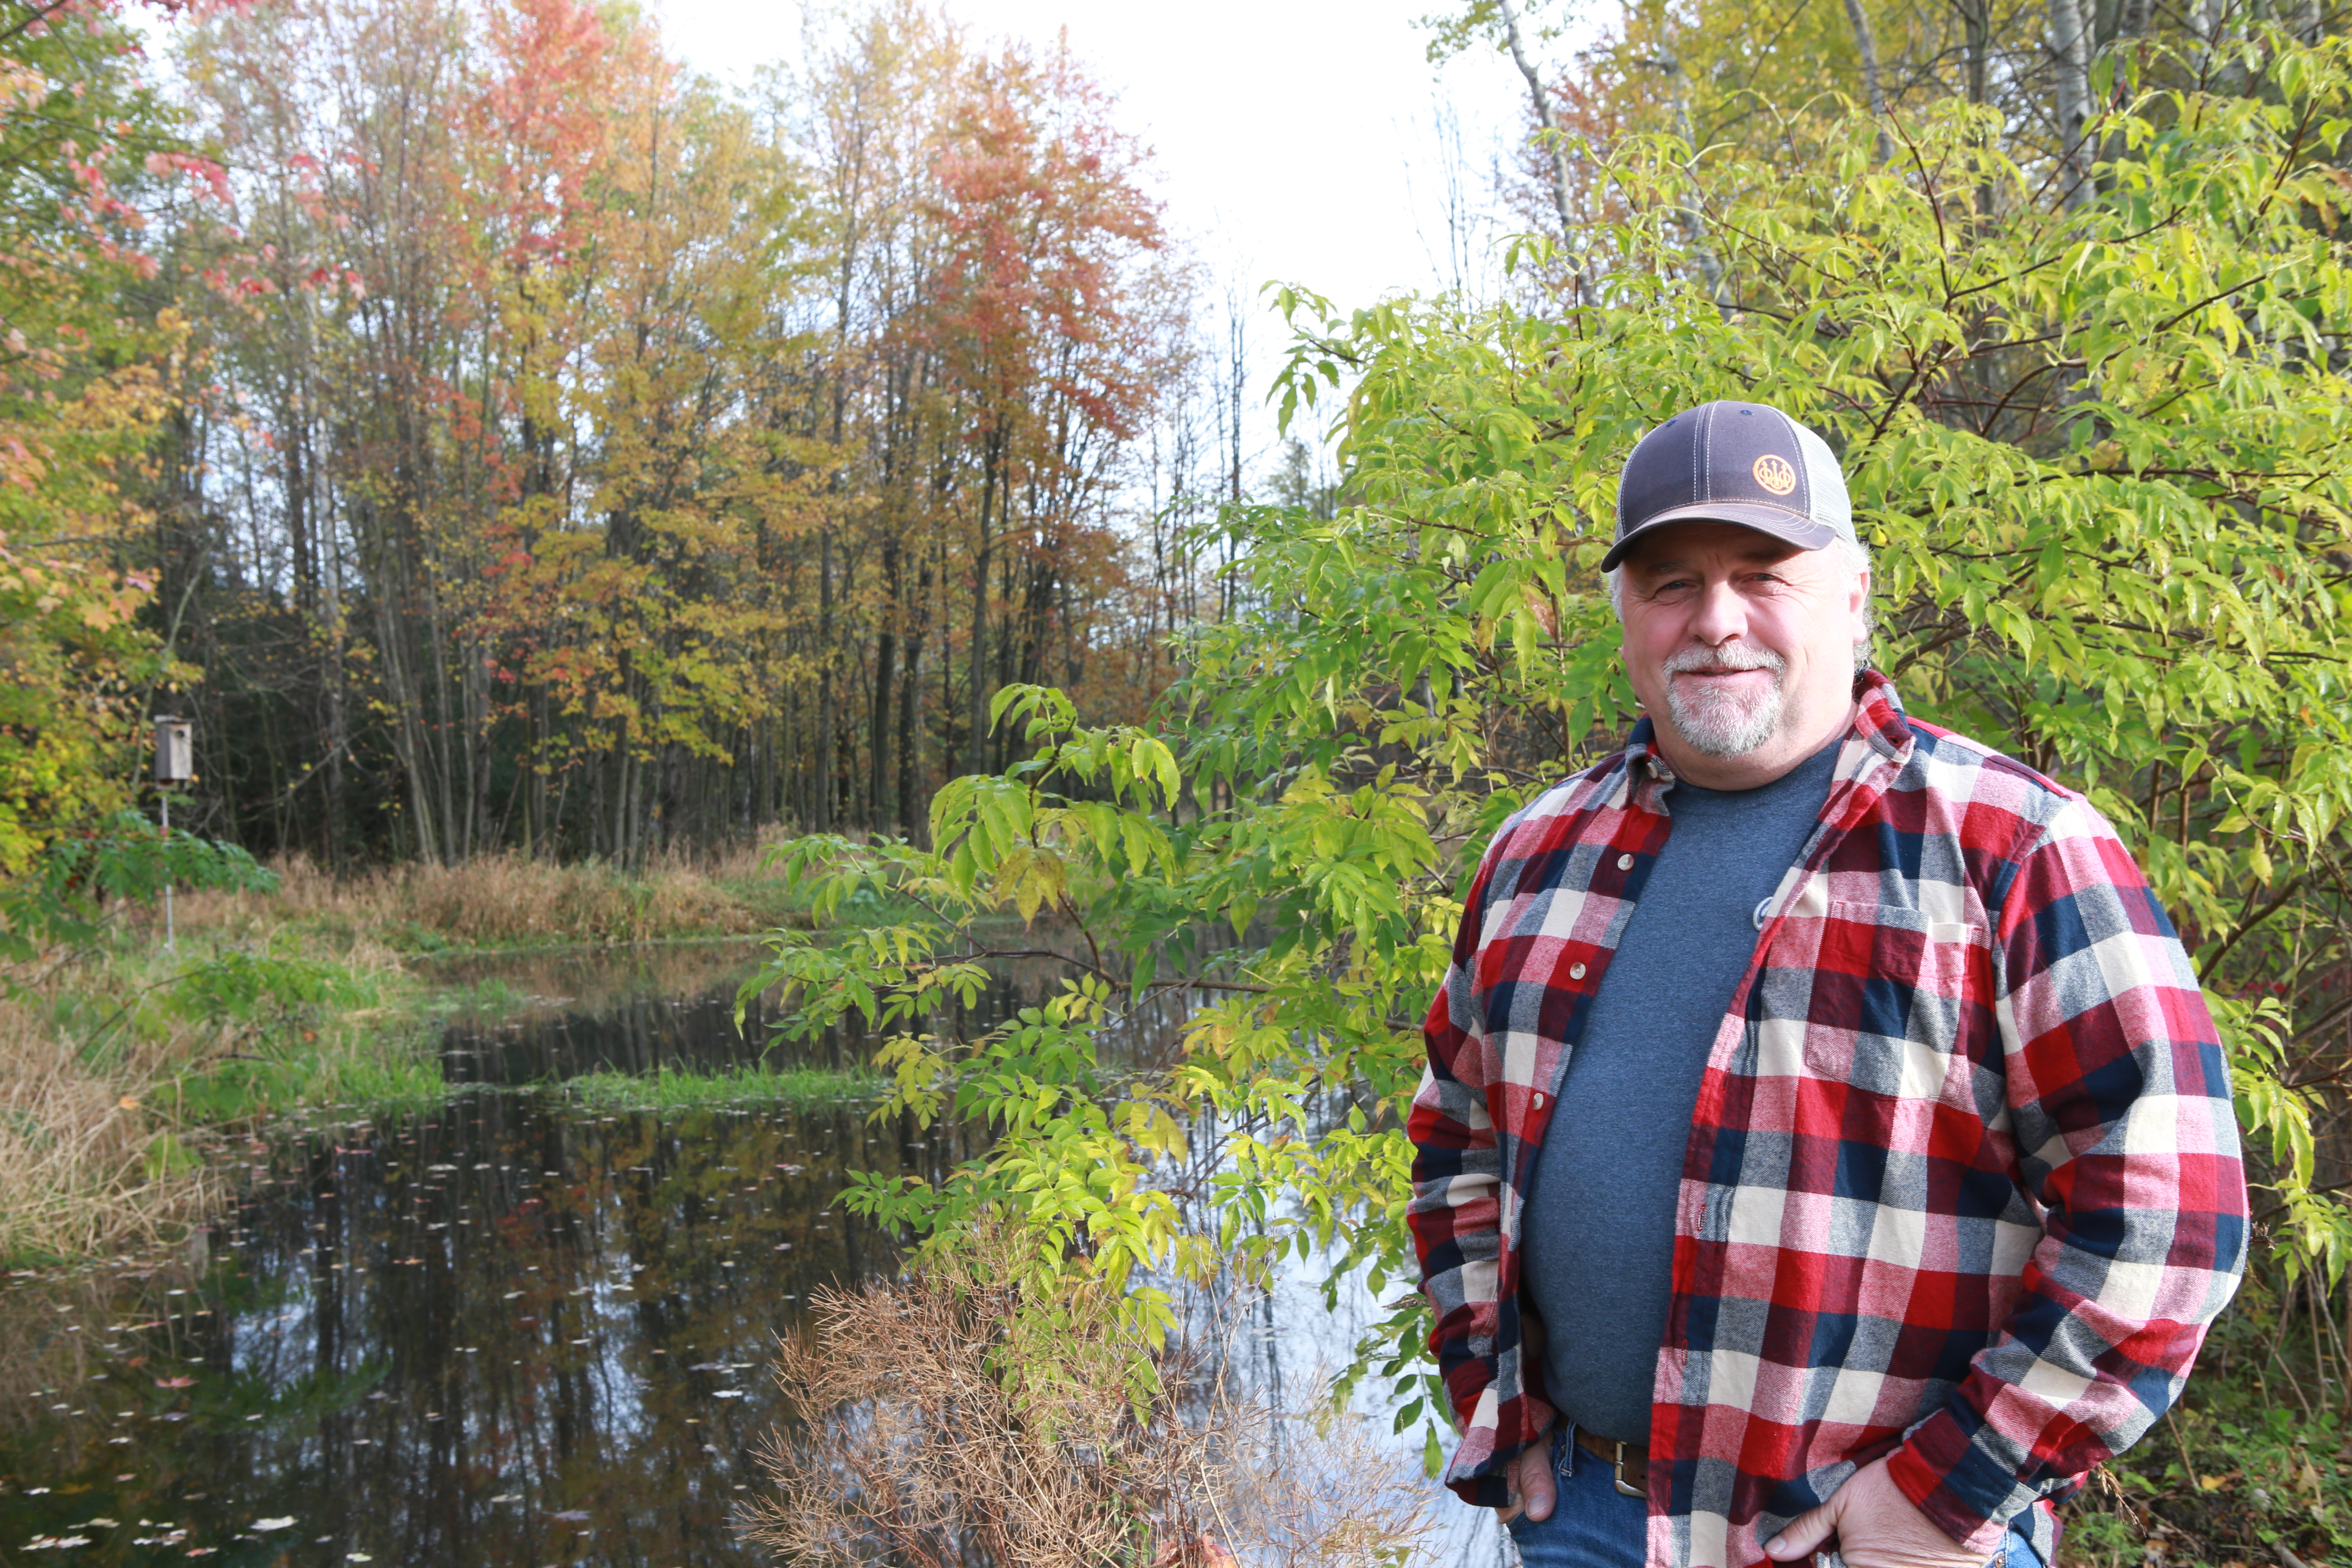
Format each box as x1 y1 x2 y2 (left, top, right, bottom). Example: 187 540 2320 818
154 717 193 784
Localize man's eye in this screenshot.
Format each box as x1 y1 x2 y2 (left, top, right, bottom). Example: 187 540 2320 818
1648 580 1697 603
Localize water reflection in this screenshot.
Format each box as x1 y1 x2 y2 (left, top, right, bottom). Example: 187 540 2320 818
0 1085 974 1565
439 963 1045 1086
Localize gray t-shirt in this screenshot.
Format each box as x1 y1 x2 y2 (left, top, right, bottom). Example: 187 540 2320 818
1519 736 1842 1443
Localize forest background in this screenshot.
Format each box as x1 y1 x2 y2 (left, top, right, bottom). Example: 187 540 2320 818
6 0 1269 869
9 0 2352 1561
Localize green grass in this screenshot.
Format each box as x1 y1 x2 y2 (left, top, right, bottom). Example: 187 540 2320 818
556 1062 881 1111
167 1036 450 1121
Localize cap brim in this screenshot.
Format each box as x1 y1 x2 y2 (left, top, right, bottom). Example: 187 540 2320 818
1599 503 1838 573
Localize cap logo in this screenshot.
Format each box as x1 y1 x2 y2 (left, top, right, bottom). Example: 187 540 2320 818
1752 453 1798 496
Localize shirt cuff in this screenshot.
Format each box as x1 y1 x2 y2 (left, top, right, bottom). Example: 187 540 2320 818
1884 1406 2040 1559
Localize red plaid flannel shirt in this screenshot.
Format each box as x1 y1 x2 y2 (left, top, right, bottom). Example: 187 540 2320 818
1409 673 2247 1567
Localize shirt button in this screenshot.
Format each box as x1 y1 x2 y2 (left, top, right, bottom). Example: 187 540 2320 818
1533 1093 1546 1110
1617 853 1634 870
1570 962 1586 980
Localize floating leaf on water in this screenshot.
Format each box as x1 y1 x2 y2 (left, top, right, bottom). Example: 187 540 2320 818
251 1517 295 1531
711 1390 745 1399
487 1495 519 1504
548 1510 590 1522
156 1377 195 1389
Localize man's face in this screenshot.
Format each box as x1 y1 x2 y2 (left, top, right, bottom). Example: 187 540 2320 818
1616 521 1868 787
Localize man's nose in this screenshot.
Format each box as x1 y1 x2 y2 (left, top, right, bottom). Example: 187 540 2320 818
1686 577 1748 645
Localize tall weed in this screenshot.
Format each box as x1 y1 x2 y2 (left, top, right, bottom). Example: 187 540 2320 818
0 1004 215 1261
171 849 780 950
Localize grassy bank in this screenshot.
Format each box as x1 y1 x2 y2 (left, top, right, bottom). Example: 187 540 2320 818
0 848 816 1263
0 998 221 1263
1 932 440 1260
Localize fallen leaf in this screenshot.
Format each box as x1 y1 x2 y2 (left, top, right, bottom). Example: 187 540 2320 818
252 1517 295 1531
548 1510 590 1522
156 1376 195 1389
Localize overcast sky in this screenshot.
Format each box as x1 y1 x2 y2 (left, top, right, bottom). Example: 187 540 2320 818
655 0 1550 315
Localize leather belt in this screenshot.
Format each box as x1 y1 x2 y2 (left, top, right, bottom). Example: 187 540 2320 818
1573 1427 1650 1498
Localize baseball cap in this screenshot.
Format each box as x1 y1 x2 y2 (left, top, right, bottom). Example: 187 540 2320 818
1601 400 1856 572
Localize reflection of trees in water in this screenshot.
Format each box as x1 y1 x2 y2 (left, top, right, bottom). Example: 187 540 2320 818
0 1089 940 1565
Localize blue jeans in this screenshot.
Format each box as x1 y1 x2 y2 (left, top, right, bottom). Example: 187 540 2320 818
1503 1427 2045 1568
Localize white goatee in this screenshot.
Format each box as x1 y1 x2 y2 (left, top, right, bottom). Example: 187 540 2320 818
1662 643 1793 758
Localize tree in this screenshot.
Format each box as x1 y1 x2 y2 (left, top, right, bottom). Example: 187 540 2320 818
919 37 1171 780
0 0 199 869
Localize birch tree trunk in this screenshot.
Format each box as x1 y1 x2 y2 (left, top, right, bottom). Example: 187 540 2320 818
1840 0 1896 163
2049 0 2094 211
1495 0 1596 295
1654 53 1729 308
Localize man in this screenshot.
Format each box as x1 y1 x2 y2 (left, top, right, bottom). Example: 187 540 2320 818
1407 400 2247 1568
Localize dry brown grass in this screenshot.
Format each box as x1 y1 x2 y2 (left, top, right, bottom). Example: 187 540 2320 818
0 999 217 1262
741 1231 1435 1568
172 847 780 950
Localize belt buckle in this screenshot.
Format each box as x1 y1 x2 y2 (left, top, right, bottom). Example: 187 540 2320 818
1609 1438 1644 1499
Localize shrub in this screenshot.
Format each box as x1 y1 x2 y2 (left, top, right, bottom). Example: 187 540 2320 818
741 1228 1433 1567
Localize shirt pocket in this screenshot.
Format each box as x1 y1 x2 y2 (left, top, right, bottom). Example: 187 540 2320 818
1801 900 1988 1085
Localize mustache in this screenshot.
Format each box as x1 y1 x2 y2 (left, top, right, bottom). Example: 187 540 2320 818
1662 644 1787 675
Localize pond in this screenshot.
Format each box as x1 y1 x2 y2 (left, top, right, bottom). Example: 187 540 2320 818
0 953 1505 1565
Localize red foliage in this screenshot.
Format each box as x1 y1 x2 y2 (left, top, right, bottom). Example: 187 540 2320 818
471 0 608 270
925 41 1165 440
